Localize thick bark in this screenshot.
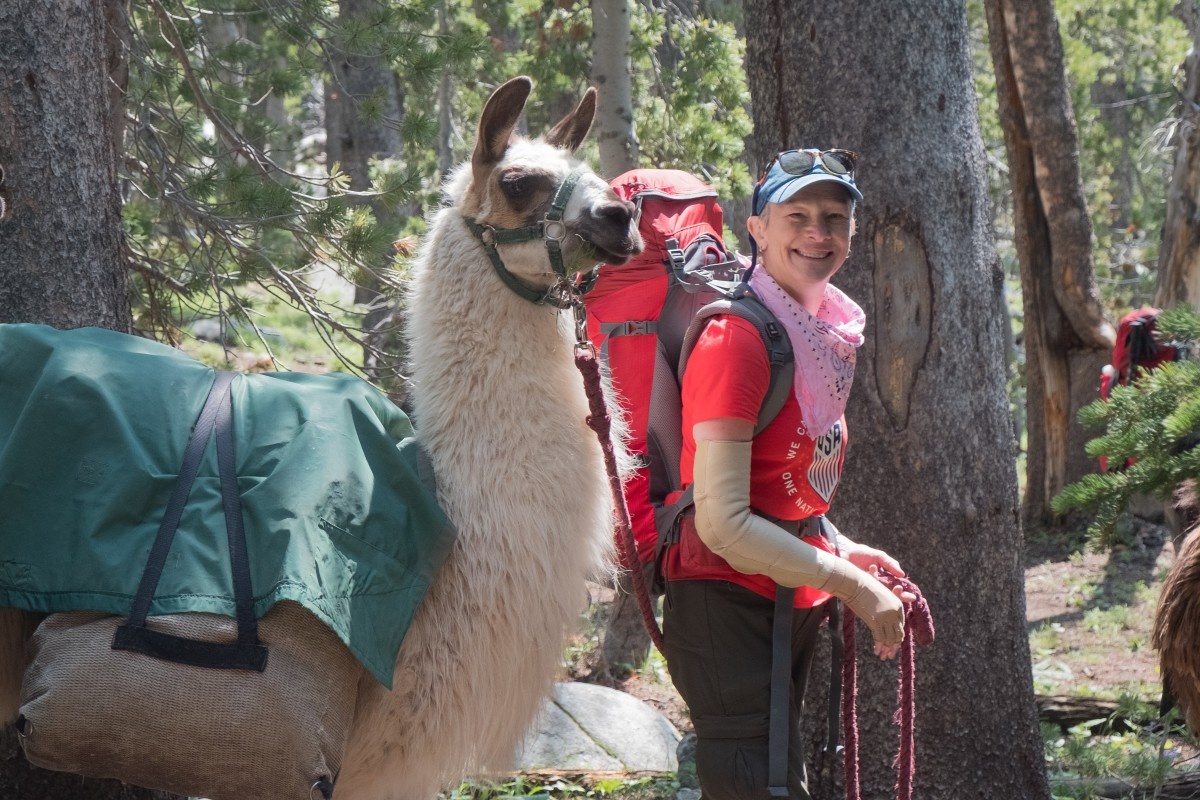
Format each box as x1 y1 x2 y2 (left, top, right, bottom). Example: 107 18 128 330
589 0 646 670
1155 0 1200 312
0 0 130 330
985 0 1115 524
0 1 174 797
594 578 653 677
743 0 1048 797
589 0 638 179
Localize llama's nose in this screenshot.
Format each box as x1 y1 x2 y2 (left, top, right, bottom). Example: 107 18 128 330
593 199 636 229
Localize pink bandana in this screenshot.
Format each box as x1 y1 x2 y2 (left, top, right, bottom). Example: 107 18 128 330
748 268 865 437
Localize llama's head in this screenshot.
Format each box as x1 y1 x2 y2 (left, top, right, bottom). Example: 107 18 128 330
457 77 642 297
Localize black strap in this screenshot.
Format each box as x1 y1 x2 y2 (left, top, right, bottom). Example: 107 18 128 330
678 287 794 437
768 583 795 798
764 514 831 797
113 371 268 671
820 517 845 755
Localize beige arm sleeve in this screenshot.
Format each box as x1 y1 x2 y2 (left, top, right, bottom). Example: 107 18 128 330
693 438 839 586
692 438 905 645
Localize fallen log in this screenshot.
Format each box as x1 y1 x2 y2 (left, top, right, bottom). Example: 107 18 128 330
1037 694 1132 732
1050 771 1200 799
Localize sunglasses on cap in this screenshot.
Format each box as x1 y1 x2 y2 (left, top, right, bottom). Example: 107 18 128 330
765 148 858 181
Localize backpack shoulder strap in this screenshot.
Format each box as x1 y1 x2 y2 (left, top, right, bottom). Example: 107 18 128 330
678 285 794 436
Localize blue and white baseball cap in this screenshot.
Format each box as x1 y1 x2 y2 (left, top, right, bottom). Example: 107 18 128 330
753 149 863 215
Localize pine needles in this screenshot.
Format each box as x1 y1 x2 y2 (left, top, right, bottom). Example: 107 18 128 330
1054 306 1200 547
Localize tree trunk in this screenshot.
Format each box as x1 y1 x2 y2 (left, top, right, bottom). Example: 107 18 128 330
985 0 1115 525
0 1 175 797
0 0 130 330
743 0 1049 797
589 0 649 673
589 0 638 179
594 583 653 678
1155 0 1200 312
326 0 407 389
1092 73 1134 232
435 0 455 180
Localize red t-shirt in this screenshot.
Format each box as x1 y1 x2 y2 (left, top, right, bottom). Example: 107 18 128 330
664 315 846 607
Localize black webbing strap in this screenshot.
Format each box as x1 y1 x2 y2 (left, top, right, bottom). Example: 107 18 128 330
113 371 268 671
768 582 795 798
765 515 834 797
821 517 845 755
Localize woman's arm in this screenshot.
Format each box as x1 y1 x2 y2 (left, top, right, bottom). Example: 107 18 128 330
691 421 906 649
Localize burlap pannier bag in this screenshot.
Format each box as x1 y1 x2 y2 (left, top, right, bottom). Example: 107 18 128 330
18 601 363 800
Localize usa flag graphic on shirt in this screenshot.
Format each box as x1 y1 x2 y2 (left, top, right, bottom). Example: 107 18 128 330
808 421 844 502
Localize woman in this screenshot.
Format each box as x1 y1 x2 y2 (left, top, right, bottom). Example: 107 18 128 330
662 149 913 800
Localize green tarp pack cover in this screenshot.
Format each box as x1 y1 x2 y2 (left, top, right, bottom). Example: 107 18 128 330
0 323 456 687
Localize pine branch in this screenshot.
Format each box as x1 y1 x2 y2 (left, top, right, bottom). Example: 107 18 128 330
1055 305 1200 545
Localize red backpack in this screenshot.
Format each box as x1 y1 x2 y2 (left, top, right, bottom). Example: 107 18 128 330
1101 307 1179 400
582 169 793 592
1098 307 1181 471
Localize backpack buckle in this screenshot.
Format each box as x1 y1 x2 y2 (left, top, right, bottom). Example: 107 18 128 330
621 320 657 336
664 237 686 271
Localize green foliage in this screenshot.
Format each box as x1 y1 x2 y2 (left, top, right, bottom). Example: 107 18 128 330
122 0 475 377
1054 306 1200 544
629 8 753 198
1055 0 1187 314
449 0 752 198
968 0 1190 460
1043 697 1194 798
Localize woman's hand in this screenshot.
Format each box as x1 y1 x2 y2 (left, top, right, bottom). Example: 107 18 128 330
836 534 904 578
861 563 916 660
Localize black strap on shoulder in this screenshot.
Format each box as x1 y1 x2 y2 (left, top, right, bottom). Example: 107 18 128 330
678 284 794 436
113 370 268 671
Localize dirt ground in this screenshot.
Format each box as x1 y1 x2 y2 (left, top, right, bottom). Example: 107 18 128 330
605 515 1182 735
1023 515 1177 701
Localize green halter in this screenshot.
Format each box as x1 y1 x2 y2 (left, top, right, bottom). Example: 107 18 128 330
463 166 588 309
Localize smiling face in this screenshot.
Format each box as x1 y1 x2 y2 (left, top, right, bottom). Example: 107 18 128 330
747 181 856 302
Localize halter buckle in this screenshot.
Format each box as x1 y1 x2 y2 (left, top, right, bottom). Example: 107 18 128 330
543 219 567 242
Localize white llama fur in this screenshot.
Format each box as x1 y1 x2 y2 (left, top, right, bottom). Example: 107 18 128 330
0 78 641 800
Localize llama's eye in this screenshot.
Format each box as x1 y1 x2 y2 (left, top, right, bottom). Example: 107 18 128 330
500 173 530 198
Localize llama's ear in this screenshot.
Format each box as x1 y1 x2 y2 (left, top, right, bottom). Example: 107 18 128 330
543 87 597 154
474 76 532 167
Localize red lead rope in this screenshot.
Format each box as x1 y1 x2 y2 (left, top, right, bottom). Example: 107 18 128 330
841 571 935 800
575 345 665 652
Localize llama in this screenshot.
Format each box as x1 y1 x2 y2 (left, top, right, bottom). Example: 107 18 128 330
1153 480 1200 735
328 76 641 799
0 76 642 800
